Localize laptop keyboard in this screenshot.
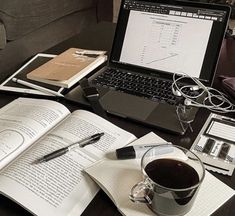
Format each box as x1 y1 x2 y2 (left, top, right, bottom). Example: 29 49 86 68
92 68 183 105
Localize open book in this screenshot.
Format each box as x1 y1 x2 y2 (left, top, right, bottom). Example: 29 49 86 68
0 97 136 216
27 48 107 88
85 132 235 216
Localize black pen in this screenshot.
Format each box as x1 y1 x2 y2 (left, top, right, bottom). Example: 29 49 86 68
33 132 104 164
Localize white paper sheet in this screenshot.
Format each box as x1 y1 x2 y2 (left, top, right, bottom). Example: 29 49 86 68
85 132 235 216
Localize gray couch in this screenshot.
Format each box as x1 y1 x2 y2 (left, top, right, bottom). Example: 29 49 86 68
0 0 113 81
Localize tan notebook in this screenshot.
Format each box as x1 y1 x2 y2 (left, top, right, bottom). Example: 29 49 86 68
27 48 107 88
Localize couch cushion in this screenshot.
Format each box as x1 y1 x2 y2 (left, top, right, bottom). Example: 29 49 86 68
0 21 6 49
0 8 97 82
0 0 96 41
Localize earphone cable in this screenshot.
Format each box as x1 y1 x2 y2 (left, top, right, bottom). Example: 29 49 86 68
172 73 235 113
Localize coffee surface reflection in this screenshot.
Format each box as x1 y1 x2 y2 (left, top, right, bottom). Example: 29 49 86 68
145 158 199 189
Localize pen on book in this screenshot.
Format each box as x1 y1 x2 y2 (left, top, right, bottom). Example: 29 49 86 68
12 78 64 97
74 50 103 58
115 142 171 159
33 132 104 164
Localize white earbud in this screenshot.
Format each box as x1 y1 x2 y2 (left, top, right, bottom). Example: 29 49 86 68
184 99 202 108
172 86 182 97
184 98 193 106
190 85 200 91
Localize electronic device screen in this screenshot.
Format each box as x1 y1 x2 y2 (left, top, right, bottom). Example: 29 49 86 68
0 54 64 96
111 0 230 85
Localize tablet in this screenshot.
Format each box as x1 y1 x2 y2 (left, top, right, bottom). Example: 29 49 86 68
0 53 64 96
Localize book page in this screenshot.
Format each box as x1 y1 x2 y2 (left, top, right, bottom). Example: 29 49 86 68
85 132 235 216
0 97 70 170
0 110 136 216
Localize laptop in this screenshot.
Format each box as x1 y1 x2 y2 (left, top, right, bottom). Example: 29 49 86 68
65 0 230 135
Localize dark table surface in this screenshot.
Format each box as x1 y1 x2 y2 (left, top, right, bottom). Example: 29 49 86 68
0 22 235 216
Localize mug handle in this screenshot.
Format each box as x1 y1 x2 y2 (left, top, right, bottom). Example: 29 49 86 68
129 181 153 204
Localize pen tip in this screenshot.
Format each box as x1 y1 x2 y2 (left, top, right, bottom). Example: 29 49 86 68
31 158 43 165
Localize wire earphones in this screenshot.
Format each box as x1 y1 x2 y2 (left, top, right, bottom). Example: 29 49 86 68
172 73 235 113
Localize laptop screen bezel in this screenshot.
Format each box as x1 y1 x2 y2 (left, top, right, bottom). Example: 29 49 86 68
109 0 231 86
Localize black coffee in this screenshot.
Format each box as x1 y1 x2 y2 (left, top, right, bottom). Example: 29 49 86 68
144 159 200 215
145 158 199 189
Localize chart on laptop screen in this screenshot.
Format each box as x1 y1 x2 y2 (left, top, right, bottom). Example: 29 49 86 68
114 0 229 83
120 10 212 77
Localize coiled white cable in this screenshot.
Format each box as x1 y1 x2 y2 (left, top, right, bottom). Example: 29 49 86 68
172 73 235 113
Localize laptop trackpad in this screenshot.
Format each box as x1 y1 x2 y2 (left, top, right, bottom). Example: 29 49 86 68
100 91 158 120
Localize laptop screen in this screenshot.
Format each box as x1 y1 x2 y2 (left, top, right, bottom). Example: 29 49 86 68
110 0 230 85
